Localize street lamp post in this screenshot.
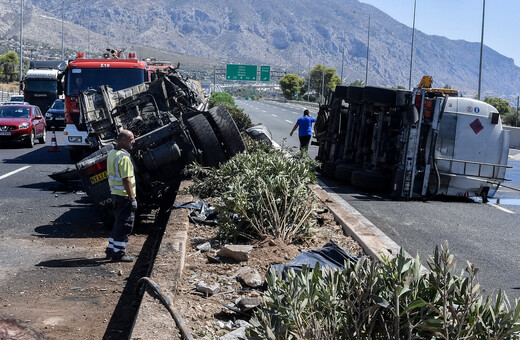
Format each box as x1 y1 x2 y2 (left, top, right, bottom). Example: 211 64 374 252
340 31 345 85
365 13 370 86
408 0 417 90
19 0 24 92
477 0 486 100
354 11 371 86
61 0 64 61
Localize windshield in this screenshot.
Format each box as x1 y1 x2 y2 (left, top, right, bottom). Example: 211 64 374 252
24 79 58 92
0 106 31 118
51 100 64 110
65 68 146 96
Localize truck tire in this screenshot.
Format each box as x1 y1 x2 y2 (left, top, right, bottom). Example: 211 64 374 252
321 161 337 178
334 163 361 184
351 170 393 193
205 106 246 158
362 86 397 106
38 127 47 144
186 114 227 167
346 86 364 103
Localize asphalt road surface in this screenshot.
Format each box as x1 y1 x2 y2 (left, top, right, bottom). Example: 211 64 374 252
238 98 520 300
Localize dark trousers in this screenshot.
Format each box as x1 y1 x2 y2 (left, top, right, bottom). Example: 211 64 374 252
108 195 135 255
299 135 312 151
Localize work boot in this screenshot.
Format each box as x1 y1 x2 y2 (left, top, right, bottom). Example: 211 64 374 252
111 253 135 262
104 248 114 258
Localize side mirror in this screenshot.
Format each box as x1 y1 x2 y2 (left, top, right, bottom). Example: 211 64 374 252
35 115 43 120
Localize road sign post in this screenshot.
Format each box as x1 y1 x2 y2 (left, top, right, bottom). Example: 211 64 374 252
260 66 271 82
226 64 257 81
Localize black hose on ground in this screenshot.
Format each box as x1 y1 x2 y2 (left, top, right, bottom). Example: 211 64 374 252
136 277 195 340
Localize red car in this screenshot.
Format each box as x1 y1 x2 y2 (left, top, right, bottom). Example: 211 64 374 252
0 104 47 147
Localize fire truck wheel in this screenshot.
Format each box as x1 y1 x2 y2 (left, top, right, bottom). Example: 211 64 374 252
321 161 338 178
362 86 397 106
334 163 361 184
204 106 246 158
186 114 227 167
350 169 393 193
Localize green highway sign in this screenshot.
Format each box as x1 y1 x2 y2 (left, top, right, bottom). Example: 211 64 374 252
260 65 270 81
226 64 257 81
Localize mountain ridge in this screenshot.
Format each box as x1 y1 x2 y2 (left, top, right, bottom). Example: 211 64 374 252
1 0 518 101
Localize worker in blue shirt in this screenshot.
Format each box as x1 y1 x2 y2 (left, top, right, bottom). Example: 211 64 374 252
290 109 316 151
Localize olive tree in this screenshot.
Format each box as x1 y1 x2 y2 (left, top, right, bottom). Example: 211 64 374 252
0 51 19 83
305 65 341 102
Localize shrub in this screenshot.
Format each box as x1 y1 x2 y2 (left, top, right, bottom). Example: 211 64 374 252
248 244 520 339
186 143 318 243
226 105 253 132
208 92 235 109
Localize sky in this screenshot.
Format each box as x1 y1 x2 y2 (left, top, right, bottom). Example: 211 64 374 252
360 0 519 66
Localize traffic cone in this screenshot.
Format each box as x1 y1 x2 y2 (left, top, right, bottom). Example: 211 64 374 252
49 129 59 152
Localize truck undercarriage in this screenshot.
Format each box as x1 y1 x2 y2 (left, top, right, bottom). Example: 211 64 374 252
74 69 246 217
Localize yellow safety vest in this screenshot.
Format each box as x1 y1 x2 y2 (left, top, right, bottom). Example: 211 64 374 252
107 148 136 197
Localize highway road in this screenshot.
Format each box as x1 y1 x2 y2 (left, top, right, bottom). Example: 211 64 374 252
237 98 520 300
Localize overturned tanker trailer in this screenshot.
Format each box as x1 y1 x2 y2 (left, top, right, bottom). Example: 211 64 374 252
73 69 246 218
315 78 510 201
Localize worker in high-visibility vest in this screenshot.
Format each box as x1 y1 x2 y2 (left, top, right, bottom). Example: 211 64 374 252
105 129 137 262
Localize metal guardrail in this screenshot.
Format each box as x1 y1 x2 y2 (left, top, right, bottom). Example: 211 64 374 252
0 90 18 103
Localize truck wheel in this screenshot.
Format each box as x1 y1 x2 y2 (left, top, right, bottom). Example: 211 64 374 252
334 163 361 184
26 130 35 148
205 106 246 158
362 86 397 106
351 170 393 193
186 114 227 167
321 161 337 178
38 127 47 144
69 147 84 163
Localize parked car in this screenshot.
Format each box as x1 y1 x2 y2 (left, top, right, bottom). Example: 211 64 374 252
45 99 65 129
0 104 47 147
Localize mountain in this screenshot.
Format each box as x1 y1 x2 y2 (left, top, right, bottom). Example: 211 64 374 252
1 0 519 100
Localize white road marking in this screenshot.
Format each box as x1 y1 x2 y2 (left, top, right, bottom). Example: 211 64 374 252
487 203 515 214
272 114 278 117
285 120 293 124
281 108 286 111
0 166 31 180
293 112 299 115
262 110 267 112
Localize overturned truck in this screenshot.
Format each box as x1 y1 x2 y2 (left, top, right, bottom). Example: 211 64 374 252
315 81 510 201
74 69 245 217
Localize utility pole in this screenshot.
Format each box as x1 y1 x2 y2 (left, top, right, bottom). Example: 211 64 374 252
340 30 345 85
321 64 325 104
515 97 520 126
61 0 64 61
307 55 311 101
477 0 486 100
296 51 301 100
408 0 417 90
19 0 24 93
213 66 216 93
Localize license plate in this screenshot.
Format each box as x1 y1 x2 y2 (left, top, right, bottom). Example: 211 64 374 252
0 131 11 136
90 171 108 185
